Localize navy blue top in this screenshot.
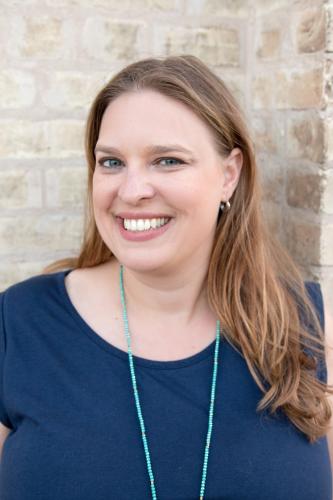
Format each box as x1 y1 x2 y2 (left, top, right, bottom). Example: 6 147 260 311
0 270 331 500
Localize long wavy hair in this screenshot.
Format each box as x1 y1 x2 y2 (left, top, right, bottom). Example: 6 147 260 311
43 54 332 443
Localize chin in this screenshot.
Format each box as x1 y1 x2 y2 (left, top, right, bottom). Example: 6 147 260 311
114 252 173 275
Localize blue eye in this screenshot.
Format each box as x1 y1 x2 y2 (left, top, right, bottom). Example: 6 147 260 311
98 158 123 169
157 157 184 167
97 156 185 170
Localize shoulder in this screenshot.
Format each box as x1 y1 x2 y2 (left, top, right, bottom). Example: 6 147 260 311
2 271 59 295
64 263 120 320
0 270 72 352
1 271 66 315
64 266 94 295
64 260 118 305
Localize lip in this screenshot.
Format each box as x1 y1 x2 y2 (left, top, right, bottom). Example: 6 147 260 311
116 212 173 220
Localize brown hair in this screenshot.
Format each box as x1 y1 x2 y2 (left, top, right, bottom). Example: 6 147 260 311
43 54 332 443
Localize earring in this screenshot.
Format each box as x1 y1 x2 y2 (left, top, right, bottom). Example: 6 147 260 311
220 200 231 212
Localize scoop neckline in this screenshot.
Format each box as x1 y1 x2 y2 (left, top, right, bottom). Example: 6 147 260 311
57 269 222 370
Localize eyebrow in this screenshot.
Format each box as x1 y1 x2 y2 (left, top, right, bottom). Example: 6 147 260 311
94 144 194 156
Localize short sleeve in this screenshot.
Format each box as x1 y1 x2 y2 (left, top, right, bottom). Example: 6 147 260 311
0 291 12 428
304 281 327 384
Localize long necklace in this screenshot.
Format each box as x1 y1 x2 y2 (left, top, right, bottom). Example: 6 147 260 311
119 264 220 500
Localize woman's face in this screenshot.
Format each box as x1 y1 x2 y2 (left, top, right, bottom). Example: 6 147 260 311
92 89 242 274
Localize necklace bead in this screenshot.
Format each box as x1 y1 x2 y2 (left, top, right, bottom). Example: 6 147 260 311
119 264 220 499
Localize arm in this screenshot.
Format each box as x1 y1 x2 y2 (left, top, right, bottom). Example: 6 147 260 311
0 422 10 460
322 283 333 480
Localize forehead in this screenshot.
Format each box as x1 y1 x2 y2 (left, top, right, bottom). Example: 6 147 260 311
98 89 218 153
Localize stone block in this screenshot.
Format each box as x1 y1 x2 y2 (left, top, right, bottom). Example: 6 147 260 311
43 0 180 9
147 0 180 9
82 19 143 61
286 169 324 212
286 113 325 162
275 67 323 109
153 26 240 67
0 120 85 158
252 75 273 109
0 168 42 209
294 0 325 6
326 4 333 53
8 16 71 60
321 170 333 214
0 121 43 158
45 167 87 208
256 29 281 59
252 115 284 153
217 72 246 109
296 8 325 53
0 17 6 63
0 214 83 255
257 157 285 204
321 224 333 265
324 59 333 102
255 0 324 13
285 216 321 266
254 0 288 10
186 0 249 16
43 72 108 110
324 118 333 161
23 17 62 57
47 121 85 158
0 70 36 108
3 0 38 3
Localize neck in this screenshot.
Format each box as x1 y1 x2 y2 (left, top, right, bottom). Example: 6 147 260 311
115 260 212 328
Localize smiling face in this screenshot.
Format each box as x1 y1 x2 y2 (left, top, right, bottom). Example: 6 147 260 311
92 89 242 275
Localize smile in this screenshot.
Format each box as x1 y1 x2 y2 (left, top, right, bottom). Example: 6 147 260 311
123 217 170 232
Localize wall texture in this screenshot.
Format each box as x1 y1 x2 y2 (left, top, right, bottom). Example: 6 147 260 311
251 0 333 303
0 0 332 299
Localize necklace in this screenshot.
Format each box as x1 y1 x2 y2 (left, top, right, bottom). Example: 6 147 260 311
119 264 220 500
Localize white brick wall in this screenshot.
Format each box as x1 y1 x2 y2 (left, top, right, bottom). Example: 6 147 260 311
0 0 332 295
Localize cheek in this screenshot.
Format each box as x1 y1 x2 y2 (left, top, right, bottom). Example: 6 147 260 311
177 175 221 211
92 176 114 209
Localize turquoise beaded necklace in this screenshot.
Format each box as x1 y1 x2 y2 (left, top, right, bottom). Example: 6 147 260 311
119 264 221 500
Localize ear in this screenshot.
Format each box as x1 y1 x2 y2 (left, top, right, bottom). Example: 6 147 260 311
220 147 243 200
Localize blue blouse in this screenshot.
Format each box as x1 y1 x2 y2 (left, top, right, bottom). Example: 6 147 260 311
0 270 331 499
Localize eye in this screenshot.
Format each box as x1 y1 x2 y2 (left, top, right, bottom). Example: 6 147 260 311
156 157 185 167
97 157 123 169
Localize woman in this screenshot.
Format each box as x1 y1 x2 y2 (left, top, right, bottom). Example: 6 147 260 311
0 55 332 500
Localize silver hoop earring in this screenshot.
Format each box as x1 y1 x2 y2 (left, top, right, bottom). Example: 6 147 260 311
220 200 231 212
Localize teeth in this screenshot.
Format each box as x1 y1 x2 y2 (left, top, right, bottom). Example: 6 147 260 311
123 217 170 232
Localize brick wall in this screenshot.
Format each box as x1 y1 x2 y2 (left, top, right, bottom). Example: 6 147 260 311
251 0 333 303
0 0 332 299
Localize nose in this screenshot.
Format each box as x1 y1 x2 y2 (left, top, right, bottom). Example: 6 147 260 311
117 168 155 205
